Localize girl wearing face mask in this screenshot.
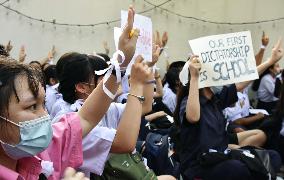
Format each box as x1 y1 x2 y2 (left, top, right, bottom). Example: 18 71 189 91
174 39 284 180
0 7 144 179
256 63 281 114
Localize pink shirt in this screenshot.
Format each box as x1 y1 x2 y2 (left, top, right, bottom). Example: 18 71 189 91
0 112 83 180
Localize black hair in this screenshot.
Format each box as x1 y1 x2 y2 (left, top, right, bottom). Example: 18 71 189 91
168 61 186 70
96 53 110 62
56 52 94 104
43 65 57 86
88 55 108 86
164 67 180 94
0 57 44 117
0 45 9 57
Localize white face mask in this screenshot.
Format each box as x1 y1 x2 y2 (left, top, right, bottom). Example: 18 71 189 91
0 114 53 160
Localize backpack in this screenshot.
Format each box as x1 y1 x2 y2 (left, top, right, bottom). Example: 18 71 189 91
144 132 180 178
90 152 157 180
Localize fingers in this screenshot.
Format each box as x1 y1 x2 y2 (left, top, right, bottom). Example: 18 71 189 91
129 28 140 44
135 55 144 64
64 167 76 178
74 172 85 179
262 31 265 38
123 6 135 35
274 38 283 49
189 55 199 62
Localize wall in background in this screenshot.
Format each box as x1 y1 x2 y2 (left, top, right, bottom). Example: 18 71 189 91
0 0 284 76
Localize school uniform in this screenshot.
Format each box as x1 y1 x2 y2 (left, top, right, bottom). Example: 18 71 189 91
51 98 126 176
178 85 254 180
162 83 177 114
45 84 61 114
257 74 279 113
0 113 83 180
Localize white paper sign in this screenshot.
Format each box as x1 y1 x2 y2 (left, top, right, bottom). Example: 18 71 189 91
114 27 122 51
121 10 152 61
188 31 259 88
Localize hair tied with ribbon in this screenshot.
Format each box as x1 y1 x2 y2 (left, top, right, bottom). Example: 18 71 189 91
98 50 125 100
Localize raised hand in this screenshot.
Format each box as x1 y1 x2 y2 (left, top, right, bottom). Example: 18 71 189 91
130 55 152 86
5 40 13 53
188 55 201 79
261 31 269 47
161 31 168 47
118 6 139 67
269 38 283 64
19 45 26 63
47 45 56 60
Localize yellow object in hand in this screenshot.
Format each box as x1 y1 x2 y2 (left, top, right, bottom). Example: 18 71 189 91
129 29 135 38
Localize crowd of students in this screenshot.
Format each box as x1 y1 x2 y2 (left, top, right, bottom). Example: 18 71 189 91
0 5 284 180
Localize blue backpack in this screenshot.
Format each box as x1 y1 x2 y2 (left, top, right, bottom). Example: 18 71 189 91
144 132 180 178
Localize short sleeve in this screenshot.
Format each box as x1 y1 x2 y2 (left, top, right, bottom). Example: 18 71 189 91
79 126 116 176
45 112 83 178
217 84 238 110
100 103 126 129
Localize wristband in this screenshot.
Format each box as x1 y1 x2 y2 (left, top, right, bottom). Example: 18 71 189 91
260 45 266 49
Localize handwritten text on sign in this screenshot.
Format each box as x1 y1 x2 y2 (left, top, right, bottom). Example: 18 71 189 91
189 31 259 88
121 10 152 61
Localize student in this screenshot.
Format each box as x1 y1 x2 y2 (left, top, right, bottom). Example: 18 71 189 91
256 62 281 114
223 88 266 132
174 39 283 180
0 6 141 179
51 52 153 176
162 67 180 114
43 65 60 114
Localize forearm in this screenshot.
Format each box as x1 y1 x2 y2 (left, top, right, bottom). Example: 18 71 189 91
111 84 143 153
236 59 273 91
79 75 119 137
186 77 200 123
234 115 262 126
142 81 154 115
255 48 265 66
154 74 163 98
145 111 166 121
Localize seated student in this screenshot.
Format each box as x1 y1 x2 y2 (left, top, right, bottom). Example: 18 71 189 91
223 88 266 132
0 6 140 179
162 67 180 115
43 65 60 114
53 52 154 176
255 62 281 114
174 39 283 180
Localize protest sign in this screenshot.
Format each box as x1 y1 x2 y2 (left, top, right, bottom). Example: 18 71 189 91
188 31 259 88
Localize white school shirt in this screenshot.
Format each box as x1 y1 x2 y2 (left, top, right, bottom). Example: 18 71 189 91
51 98 126 176
45 84 61 114
257 74 279 102
223 87 249 122
162 83 177 114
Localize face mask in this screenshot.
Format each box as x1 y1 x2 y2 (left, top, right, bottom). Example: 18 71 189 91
0 114 53 160
211 86 223 95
